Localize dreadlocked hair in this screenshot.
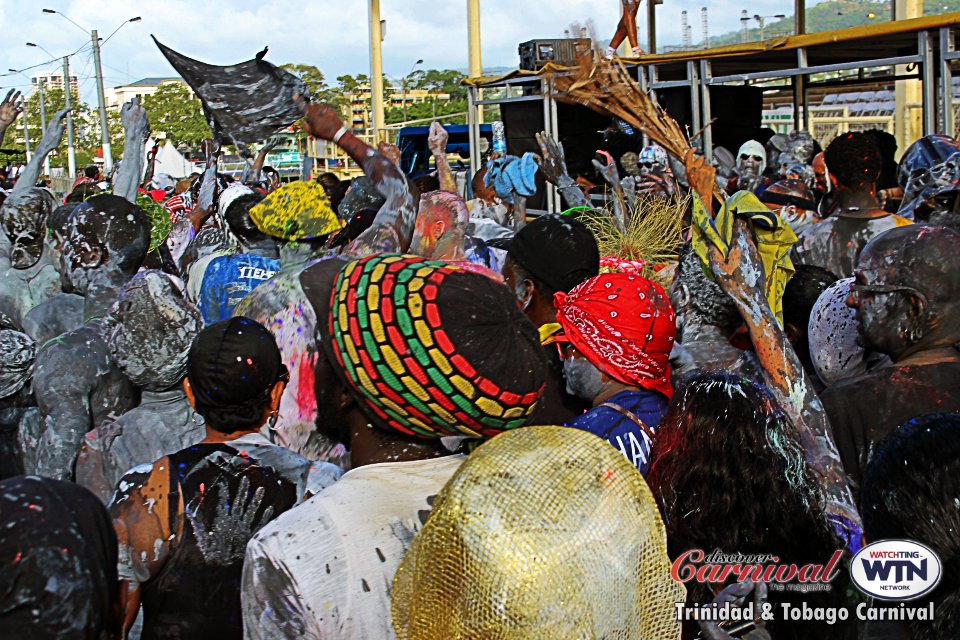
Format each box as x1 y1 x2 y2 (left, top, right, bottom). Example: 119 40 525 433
862 412 960 640
647 372 851 640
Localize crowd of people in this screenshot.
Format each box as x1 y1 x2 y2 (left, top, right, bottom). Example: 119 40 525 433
1 72 959 640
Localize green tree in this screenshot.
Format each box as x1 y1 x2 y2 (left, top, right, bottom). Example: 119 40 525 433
12 86 100 170
142 82 212 151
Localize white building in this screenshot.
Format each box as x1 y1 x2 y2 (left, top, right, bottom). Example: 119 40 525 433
104 77 188 110
31 71 79 96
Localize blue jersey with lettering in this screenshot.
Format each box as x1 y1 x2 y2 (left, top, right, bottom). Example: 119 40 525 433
197 254 280 325
565 389 669 476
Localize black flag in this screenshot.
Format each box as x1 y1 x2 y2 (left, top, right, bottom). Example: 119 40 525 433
152 36 311 148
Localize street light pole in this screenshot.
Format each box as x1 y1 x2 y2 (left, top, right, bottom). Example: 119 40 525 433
20 111 32 163
91 29 113 172
63 56 76 178
368 0 386 143
402 59 423 125
42 10 141 173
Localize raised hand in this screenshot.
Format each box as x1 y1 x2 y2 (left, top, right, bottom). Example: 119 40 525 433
685 148 717 215
200 138 221 165
299 102 347 142
427 121 448 156
0 89 23 129
33 108 70 156
259 136 282 155
592 150 621 189
534 131 571 186
121 97 150 146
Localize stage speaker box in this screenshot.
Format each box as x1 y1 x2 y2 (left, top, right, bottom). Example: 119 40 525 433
655 85 764 154
518 39 592 71
500 100 611 210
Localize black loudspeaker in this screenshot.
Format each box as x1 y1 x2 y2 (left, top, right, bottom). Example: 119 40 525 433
500 101 611 210
518 39 592 71
656 85 764 154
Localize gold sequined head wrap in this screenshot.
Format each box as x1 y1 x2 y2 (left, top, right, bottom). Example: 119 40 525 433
392 425 685 639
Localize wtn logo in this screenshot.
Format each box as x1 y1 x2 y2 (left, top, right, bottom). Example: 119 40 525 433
861 558 927 583
851 541 942 601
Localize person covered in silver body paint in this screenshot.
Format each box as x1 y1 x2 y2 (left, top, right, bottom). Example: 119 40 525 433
75 270 206 503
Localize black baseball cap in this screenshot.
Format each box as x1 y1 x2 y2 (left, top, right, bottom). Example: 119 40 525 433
488 214 600 293
186 316 287 410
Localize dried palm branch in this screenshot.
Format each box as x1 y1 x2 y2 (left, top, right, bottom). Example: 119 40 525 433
581 193 688 287
546 50 723 203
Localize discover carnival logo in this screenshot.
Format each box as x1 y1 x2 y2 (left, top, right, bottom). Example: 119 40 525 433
850 540 942 601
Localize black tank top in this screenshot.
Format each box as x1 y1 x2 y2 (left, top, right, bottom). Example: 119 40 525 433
140 443 299 640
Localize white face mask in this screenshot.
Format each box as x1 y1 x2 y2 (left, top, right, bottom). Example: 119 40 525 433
563 354 605 401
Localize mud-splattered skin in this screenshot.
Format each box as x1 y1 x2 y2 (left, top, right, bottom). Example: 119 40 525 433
299 103 415 257
819 225 960 485
708 218 862 547
670 249 760 381
850 225 960 364
31 319 140 480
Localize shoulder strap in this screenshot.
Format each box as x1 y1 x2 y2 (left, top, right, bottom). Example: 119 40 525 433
167 458 180 543
597 402 656 442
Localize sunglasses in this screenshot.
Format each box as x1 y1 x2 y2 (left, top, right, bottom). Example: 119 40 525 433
740 154 764 163
849 283 929 307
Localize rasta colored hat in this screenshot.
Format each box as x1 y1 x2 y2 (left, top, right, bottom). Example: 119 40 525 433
554 272 676 399
391 426 685 640
186 316 287 415
487 214 600 293
249 180 343 241
321 253 547 439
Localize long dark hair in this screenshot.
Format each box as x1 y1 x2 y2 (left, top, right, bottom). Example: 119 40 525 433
647 372 849 640
862 412 960 640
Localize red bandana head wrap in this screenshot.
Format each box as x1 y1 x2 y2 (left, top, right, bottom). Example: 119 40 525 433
554 273 676 399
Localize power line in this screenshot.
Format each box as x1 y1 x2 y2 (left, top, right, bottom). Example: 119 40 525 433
0 42 94 80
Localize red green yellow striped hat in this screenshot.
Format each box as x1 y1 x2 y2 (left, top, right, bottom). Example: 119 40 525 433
328 253 547 439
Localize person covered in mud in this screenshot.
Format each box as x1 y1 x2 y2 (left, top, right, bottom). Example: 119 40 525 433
0 475 120 640
0 108 70 327
0 318 36 479
110 317 340 640
780 265 838 392
75 271 205 503
242 255 547 640
31 194 151 480
791 132 912 278
489 214 599 424
896 133 960 231
821 224 960 487
20 203 87 344
727 140 768 194
758 178 820 234
233 180 348 466
669 246 761 381
297 100 417 256
554 271 675 475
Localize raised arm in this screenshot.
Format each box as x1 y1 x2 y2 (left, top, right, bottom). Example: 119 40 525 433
113 98 150 203
707 217 861 541
592 150 627 230
187 139 221 233
243 137 280 186
535 131 589 209
299 100 415 254
9 108 69 198
140 143 159 188
428 122 457 194
0 89 22 149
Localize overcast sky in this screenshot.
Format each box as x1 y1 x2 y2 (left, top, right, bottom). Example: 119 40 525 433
1 0 801 104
